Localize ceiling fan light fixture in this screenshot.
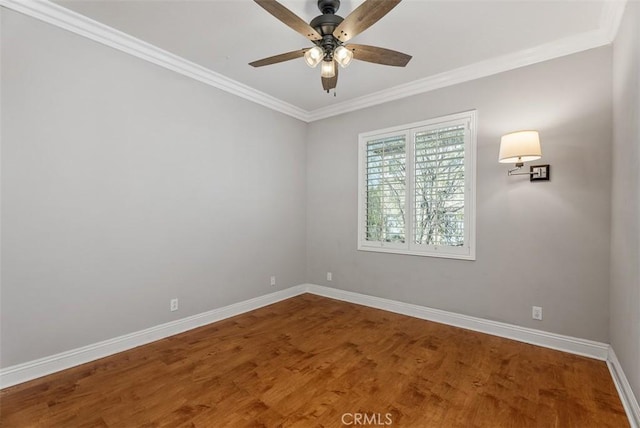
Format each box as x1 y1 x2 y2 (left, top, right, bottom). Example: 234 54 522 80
304 46 324 68
320 59 336 78
250 0 412 92
334 45 353 68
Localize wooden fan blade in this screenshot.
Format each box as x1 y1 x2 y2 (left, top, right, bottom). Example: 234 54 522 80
333 0 401 43
249 49 308 67
347 44 411 67
322 65 338 91
254 0 322 41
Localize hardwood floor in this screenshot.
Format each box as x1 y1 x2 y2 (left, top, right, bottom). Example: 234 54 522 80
0 294 629 427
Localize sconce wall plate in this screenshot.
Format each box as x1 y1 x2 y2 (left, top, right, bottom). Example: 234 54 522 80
530 164 550 182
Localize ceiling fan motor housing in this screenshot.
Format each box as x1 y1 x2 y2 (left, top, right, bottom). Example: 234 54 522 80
310 11 343 37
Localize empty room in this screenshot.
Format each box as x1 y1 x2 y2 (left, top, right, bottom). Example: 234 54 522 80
1 0 639 426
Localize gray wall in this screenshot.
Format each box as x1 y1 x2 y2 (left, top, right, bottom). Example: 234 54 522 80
0 9 307 367
611 0 640 401
0 6 624 371
307 47 613 342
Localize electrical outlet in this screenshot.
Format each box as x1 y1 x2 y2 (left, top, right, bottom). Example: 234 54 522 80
270 276 276 286
532 306 543 320
170 298 178 312
327 272 332 281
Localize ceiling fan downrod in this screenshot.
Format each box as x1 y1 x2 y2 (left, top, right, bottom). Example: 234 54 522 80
318 0 340 14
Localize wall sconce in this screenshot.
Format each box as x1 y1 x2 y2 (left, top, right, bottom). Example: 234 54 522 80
499 130 550 181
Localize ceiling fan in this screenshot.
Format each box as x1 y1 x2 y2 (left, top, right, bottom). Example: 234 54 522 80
249 0 412 92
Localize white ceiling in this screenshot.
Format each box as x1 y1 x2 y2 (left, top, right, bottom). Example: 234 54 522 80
52 0 617 115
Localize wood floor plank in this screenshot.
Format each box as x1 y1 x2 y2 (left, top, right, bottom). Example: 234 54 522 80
0 294 629 427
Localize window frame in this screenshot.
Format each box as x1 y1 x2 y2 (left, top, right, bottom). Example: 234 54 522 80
357 110 477 260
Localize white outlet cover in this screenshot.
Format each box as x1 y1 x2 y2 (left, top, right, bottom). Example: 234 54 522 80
532 306 543 320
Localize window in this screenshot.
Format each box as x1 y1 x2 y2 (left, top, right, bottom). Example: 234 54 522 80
358 111 476 260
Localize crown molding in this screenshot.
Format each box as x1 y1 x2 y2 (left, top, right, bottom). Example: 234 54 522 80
307 28 613 121
0 0 627 123
307 0 627 121
0 0 310 122
600 0 628 43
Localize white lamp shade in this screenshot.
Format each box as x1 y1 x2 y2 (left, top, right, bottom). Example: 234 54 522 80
320 60 336 78
304 46 324 68
334 45 353 68
499 130 542 163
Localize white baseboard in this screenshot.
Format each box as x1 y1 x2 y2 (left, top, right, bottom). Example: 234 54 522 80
303 284 640 427
0 285 307 389
303 284 610 360
607 348 640 428
3 281 635 428
0 283 610 388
